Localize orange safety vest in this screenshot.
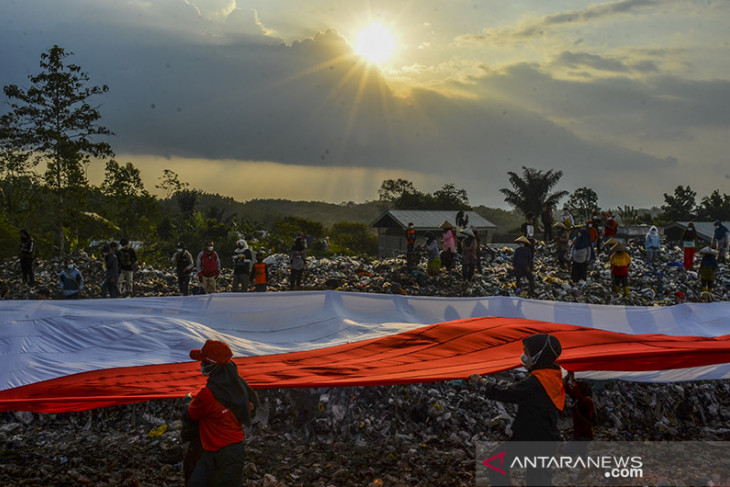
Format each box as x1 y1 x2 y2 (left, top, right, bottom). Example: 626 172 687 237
253 262 267 285
406 228 416 245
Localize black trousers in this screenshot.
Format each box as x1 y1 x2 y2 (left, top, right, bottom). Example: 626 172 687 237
188 441 245 487
20 257 34 285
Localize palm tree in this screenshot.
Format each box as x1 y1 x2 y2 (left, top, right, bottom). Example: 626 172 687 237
500 167 568 219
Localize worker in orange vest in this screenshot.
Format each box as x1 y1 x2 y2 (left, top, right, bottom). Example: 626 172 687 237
252 252 268 292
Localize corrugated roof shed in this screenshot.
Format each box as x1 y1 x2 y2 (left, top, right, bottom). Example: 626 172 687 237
664 221 718 241
371 209 496 230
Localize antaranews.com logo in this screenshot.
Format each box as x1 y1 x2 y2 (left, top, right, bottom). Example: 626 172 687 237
483 450 643 479
476 441 730 487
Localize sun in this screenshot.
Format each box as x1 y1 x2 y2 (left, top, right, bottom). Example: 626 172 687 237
354 22 396 64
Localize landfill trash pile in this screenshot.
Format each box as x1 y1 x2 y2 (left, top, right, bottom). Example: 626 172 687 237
1 376 729 486
1 244 729 485
1 241 727 303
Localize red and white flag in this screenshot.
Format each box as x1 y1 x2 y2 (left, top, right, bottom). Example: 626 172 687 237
1 292 729 413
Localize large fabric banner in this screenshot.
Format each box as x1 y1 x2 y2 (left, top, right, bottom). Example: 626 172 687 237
1 292 729 412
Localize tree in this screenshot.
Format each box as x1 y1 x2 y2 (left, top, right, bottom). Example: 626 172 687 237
564 187 600 223
156 169 189 198
329 222 378 256
617 205 640 225
432 183 470 210
696 190 730 221
101 160 147 198
659 185 696 222
500 167 568 220
2 45 113 254
378 179 418 205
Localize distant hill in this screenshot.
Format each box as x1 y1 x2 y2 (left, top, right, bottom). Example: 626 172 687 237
184 194 384 228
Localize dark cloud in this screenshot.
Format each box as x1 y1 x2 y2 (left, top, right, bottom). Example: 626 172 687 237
0 0 724 208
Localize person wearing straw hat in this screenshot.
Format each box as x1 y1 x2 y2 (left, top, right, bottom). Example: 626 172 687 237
513 235 535 296
698 246 719 296
609 242 632 298
186 340 258 487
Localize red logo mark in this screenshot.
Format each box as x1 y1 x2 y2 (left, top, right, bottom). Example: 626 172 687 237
482 451 507 475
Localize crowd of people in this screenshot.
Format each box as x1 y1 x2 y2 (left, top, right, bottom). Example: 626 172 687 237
404 210 729 301
10 214 730 301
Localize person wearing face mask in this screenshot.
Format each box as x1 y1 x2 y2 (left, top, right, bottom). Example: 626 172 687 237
59 258 84 299
196 241 221 294
171 242 195 296
470 334 565 486
185 340 258 487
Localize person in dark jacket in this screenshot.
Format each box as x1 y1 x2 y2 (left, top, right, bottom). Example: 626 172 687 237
470 333 565 486
19 230 35 286
171 242 195 295
186 340 258 487
100 244 120 298
117 238 138 296
512 236 534 296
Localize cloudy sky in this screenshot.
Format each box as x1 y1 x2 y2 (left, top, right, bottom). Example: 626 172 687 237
2 0 729 209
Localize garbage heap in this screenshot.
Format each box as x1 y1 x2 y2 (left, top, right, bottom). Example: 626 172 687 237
1 242 727 303
1 245 729 486
1 375 729 486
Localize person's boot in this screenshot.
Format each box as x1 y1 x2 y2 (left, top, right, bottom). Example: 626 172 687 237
623 286 630 298
613 285 620 295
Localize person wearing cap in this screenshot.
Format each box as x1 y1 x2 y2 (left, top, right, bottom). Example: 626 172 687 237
513 236 534 296
171 242 195 296
698 247 719 296
289 236 306 290
59 258 84 299
609 242 631 298
712 220 729 263
470 334 565 486
186 340 258 487
232 239 253 292
196 241 221 294
99 244 120 298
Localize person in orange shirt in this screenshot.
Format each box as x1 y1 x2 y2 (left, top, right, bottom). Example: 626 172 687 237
252 252 268 292
186 340 257 487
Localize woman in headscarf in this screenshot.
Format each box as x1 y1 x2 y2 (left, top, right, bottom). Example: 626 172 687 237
645 225 661 265
470 334 565 486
